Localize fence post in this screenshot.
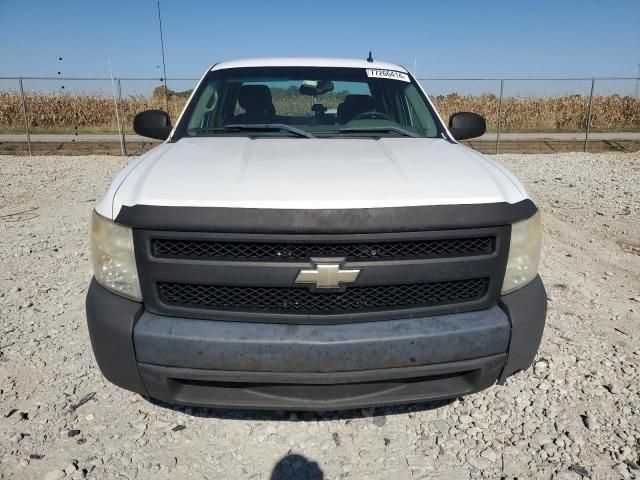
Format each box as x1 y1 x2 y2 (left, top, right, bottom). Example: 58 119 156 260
584 77 595 153
116 79 127 156
18 77 32 156
496 79 504 154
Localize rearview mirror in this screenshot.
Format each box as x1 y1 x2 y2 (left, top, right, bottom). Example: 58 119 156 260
299 80 334 96
133 110 172 140
448 112 486 140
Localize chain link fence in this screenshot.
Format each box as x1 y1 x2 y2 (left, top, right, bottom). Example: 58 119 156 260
420 77 640 153
1 76 639 155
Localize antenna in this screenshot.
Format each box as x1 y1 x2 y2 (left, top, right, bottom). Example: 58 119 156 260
109 59 125 156
157 1 169 111
367 51 373 63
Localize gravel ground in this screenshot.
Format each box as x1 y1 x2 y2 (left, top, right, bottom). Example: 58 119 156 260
0 152 639 480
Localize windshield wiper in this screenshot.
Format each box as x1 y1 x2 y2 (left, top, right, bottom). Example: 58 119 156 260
337 126 421 138
188 123 315 139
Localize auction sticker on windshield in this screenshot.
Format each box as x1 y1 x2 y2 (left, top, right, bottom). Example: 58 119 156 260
366 69 410 82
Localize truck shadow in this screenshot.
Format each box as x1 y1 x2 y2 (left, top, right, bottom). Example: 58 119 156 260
142 396 455 421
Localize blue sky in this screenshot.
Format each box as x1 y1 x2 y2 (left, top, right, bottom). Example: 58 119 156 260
0 0 638 79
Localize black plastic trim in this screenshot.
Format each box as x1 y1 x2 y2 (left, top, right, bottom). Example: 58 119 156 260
133 305 510 372
137 354 506 411
150 235 495 262
498 275 547 382
85 279 148 396
116 200 537 234
85 276 547 409
134 227 510 324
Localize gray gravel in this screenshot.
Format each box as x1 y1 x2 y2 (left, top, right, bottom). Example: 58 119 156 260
0 152 639 479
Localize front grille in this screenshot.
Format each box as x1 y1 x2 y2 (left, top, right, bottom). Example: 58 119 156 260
157 278 489 313
152 237 494 261
137 225 508 323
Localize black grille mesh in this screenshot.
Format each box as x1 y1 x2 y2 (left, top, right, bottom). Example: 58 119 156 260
152 237 493 260
157 278 489 313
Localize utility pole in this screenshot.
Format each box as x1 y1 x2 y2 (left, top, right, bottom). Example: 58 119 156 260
157 1 169 111
635 64 640 98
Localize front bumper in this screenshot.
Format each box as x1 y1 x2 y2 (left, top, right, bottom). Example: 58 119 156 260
86 276 546 410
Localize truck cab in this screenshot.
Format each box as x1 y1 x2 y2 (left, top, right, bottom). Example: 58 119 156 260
87 58 546 410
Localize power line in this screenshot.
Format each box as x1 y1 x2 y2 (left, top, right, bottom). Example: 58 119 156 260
157 1 169 110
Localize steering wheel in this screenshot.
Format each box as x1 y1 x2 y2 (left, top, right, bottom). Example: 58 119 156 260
351 111 391 121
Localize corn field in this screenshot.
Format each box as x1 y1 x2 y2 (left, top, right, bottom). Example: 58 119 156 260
1 90 639 134
432 93 640 132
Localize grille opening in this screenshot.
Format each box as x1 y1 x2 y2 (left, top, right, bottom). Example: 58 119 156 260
171 370 475 389
152 237 494 261
157 278 489 314
166 369 479 402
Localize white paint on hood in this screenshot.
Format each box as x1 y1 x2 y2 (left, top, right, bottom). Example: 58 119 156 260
95 137 529 220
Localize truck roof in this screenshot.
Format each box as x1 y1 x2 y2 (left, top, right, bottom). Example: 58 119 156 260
210 57 409 72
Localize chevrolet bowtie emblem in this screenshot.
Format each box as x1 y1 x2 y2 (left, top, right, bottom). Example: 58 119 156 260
294 263 361 289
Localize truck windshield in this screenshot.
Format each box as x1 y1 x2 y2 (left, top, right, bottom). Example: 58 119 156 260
178 66 444 139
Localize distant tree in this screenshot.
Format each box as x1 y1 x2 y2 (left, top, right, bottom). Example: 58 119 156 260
152 85 192 99
152 85 173 99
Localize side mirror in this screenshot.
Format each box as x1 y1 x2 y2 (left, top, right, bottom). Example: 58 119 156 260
448 112 486 140
133 110 172 140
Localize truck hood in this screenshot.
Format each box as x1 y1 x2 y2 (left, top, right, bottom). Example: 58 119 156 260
101 137 528 218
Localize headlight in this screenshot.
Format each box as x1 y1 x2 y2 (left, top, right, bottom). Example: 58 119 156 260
91 211 142 301
502 210 542 295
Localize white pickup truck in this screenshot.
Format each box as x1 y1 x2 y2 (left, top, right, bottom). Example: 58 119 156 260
87 57 546 410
